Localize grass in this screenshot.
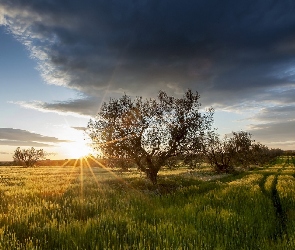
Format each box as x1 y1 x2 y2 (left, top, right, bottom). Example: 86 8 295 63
0 157 294 249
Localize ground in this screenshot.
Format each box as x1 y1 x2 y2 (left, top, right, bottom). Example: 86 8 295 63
0 156 294 249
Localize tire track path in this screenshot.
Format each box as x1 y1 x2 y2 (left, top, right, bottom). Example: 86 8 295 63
270 175 287 239
259 169 288 240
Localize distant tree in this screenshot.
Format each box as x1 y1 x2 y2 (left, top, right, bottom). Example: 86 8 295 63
201 131 235 173
202 131 284 172
268 148 284 162
250 143 272 166
228 131 254 168
13 147 46 167
87 90 214 184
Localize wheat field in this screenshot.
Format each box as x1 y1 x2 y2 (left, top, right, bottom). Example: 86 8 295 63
0 157 294 249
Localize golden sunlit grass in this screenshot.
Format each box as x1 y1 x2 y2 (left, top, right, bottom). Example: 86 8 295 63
0 157 295 249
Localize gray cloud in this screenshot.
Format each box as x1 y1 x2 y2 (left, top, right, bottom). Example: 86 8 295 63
247 103 295 149
0 140 55 147
72 127 86 131
249 120 295 146
262 88 295 105
0 152 10 155
1 1 295 149
0 128 70 147
251 105 295 123
13 97 102 117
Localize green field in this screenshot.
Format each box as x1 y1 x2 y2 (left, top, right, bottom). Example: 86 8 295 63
0 157 295 249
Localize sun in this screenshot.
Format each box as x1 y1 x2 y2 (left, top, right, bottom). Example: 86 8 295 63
61 128 94 159
66 141 93 159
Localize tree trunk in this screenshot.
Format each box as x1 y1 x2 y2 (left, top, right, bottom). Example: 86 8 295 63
215 164 234 173
145 167 158 185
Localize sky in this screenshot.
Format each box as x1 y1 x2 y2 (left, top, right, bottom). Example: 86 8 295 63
0 0 295 161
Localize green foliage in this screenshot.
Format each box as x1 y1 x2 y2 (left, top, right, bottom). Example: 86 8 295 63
0 158 294 249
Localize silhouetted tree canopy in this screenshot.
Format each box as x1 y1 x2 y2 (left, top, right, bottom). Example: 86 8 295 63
13 147 46 168
87 89 214 184
201 131 283 172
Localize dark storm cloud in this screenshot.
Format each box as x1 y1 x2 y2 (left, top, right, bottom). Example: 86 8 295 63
1 0 295 149
1 0 295 102
0 128 70 146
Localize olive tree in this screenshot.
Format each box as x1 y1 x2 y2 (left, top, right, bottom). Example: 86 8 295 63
202 131 282 172
201 131 235 173
202 131 258 172
87 90 214 184
251 144 283 166
13 147 46 167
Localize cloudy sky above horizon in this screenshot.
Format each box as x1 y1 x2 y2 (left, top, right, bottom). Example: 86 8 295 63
1 0 295 160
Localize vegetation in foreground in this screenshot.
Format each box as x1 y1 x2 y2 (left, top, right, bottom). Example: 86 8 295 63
0 156 294 249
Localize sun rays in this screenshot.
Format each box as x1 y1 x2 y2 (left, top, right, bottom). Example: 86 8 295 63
58 154 139 202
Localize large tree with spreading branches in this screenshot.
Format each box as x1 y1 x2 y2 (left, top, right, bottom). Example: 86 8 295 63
87 89 214 184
